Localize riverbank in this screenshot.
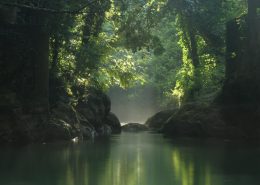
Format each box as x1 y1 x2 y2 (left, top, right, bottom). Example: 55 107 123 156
146 103 260 140
0 88 121 144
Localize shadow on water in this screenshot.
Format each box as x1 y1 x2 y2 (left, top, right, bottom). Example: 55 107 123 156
0 139 112 185
1 133 260 185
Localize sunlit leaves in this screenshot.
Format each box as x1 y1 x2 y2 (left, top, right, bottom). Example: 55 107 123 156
46 0 246 106
98 48 149 89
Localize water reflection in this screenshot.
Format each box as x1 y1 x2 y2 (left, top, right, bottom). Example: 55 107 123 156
0 133 260 185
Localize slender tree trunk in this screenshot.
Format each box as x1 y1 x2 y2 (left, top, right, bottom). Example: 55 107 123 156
186 22 200 100
187 26 199 68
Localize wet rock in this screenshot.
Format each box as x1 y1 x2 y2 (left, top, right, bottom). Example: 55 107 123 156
47 102 81 141
122 123 148 132
105 112 121 134
162 103 222 137
43 120 73 142
160 103 249 139
76 88 111 128
97 124 112 137
80 124 96 140
51 102 80 127
145 109 176 130
0 87 121 143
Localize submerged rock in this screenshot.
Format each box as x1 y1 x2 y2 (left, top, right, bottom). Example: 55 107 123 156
122 123 148 132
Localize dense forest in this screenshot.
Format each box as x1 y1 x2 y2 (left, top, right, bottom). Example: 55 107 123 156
0 0 260 143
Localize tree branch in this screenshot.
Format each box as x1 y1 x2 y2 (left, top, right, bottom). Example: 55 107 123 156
0 0 96 14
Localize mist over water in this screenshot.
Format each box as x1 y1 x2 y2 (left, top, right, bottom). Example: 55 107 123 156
108 86 160 124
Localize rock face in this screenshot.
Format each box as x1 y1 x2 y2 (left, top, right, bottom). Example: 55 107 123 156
105 112 121 134
46 88 121 141
0 88 121 143
122 123 148 132
162 104 226 138
146 103 257 139
145 110 176 130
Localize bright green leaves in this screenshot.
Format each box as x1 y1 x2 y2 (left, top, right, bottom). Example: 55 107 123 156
45 0 247 106
97 48 151 90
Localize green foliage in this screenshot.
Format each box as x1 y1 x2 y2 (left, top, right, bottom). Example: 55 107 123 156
5 0 247 107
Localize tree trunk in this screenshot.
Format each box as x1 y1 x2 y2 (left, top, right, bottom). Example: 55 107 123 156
30 26 50 113
220 0 260 105
188 27 199 68
218 0 260 134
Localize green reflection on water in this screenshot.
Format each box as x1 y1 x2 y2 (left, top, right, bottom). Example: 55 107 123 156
1 133 260 185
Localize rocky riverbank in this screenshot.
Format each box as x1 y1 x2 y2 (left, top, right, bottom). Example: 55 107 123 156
145 103 260 140
0 88 121 144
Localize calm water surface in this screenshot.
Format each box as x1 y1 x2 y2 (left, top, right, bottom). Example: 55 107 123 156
0 132 260 185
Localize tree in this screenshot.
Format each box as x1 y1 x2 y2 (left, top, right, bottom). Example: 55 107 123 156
0 0 112 110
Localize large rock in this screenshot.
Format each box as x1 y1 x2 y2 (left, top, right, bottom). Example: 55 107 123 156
42 120 74 142
105 112 121 134
145 109 176 130
76 88 111 128
162 104 218 137
161 103 247 139
0 87 121 143
48 88 120 141
48 102 81 141
122 123 148 132
51 102 80 127
97 124 112 137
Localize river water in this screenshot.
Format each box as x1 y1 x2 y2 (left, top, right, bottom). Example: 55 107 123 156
0 132 260 185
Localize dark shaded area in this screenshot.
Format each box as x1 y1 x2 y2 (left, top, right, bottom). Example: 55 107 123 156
145 109 176 130
0 6 121 144
147 1 260 140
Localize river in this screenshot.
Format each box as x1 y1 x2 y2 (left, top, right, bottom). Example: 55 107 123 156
0 132 260 185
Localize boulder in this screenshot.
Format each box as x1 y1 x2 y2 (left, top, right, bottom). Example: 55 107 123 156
80 124 96 139
145 109 176 130
122 123 148 132
51 102 80 127
161 103 248 139
97 124 112 137
47 102 81 141
105 112 121 134
76 88 111 128
162 103 218 137
0 87 121 143
42 120 73 142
